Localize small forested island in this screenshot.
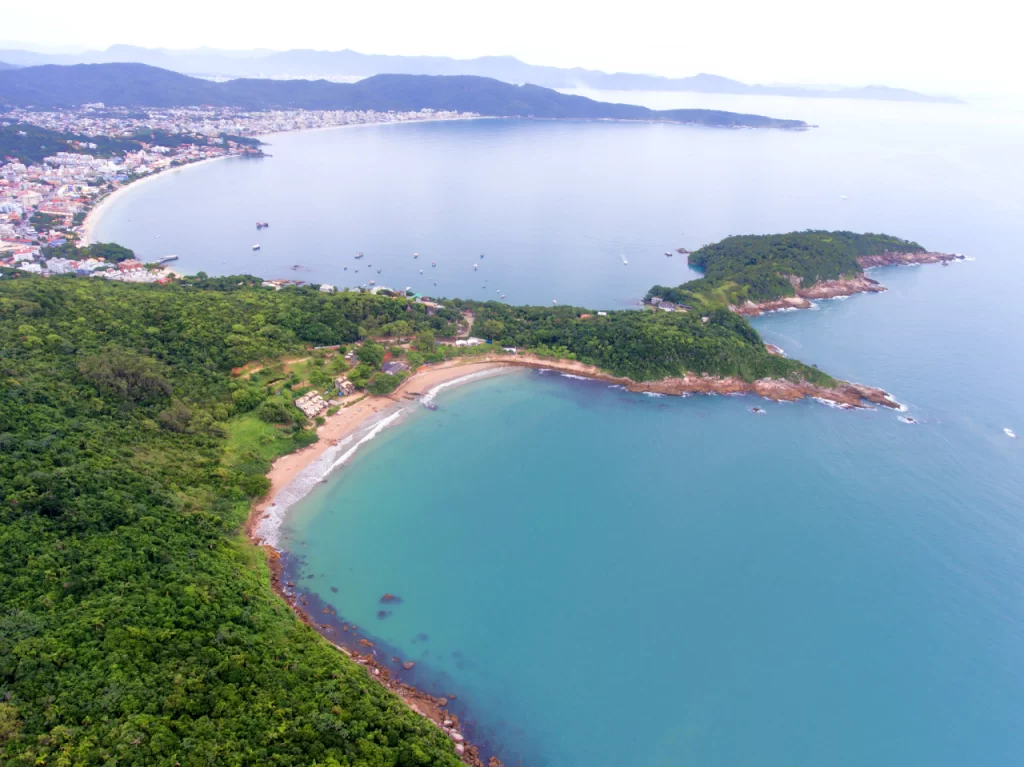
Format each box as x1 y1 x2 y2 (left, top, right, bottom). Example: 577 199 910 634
0 230 950 764
647 230 964 315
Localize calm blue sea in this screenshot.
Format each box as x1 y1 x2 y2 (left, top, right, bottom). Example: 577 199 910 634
98 92 1024 765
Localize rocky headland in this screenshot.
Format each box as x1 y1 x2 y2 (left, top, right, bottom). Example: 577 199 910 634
730 251 964 316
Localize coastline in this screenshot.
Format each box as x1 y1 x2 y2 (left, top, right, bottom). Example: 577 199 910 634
77 115 488 248
79 154 236 246
731 251 966 317
243 352 902 765
250 352 902 543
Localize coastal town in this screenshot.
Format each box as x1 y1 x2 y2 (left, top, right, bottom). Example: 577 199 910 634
0 105 478 279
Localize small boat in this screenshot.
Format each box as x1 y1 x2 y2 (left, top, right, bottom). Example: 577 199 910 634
473 264 478 270
368 280 376 285
1005 428 1017 439
621 255 628 265
500 294 505 299
432 261 436 267
419 269 423 274
423 401 438 411
344 266 348 270
377 268 382 274
414 252 419 258
750 407 766 415
552 299 558 305
354 252 364 259
252 244 260 251
157 255 179 263
664 251 673 257
480 253 485 258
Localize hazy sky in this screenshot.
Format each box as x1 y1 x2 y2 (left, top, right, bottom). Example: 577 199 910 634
3 0 1016 96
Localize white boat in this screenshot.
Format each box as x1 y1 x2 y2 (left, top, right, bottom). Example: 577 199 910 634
664 251 673 257
368 280 376 285
252 244 260 250
621 255 628 265
1005 428 1017 439
413 252 419 258
431 261 436 267
419 269 423 274
552 299 558 305
473 264 478 270
354 252 364 259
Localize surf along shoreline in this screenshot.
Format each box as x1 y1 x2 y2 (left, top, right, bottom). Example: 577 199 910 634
244 350 902 765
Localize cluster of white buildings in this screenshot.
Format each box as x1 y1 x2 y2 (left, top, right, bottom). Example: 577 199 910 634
294 390 329 418
6 104 479 144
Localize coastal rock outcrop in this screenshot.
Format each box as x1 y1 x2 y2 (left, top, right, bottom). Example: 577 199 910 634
857 250 964 268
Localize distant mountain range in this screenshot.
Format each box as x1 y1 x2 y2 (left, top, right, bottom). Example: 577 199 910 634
0 64 810 130
0 45 963 104
0 61 19 71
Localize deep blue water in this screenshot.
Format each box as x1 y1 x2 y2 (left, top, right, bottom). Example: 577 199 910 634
98 93 1024 765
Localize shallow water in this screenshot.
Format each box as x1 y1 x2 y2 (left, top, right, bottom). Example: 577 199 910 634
99 92 1024 765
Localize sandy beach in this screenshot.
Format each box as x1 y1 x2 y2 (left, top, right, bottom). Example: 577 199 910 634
250 350 902 537
249 357 514 534
79 155 234 246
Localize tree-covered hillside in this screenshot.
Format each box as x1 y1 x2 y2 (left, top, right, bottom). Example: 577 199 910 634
0 121 261 165
650 230 925 305
0 63 808 129
0 278 467 766
462 299 831 384
0 273 840 764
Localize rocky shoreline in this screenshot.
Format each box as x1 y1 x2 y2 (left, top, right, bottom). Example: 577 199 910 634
730 251 964 317
498 355 901 409
242 351 902 765
248 536 504 767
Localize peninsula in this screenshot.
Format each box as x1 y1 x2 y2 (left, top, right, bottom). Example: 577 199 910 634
0 63 810 129
1 227 950 765
646 230 966 316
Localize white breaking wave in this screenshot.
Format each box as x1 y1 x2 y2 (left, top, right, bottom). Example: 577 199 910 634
256 409 406 547
419 367 510 405
643 391 665 397
607 384 627 390
559 373 589 380
812 396 855 410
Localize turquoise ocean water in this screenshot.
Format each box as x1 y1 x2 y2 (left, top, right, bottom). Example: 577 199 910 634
96 93 1024 765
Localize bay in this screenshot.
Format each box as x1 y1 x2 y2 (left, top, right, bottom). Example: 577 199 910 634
96 91 1024 765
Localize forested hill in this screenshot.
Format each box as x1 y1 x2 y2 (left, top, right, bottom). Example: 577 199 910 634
649 231 925 305
0 274 833 764
0 63 809 129
0 122 260 165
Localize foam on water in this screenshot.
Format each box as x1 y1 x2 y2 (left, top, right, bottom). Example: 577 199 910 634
257 409 406 546
420 367 512 405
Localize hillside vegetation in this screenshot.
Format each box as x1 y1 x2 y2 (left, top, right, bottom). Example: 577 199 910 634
0 272 838 764
648 230 926 306
0 64 807 129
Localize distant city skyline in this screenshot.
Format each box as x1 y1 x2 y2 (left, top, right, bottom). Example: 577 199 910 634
2 0 1017 98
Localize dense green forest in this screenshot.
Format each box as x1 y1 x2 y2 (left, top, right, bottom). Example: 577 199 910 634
42 241 138 263
649 231 925 305
0 278 470 766
0 273 837 764
461 299 831 384
0 121 261 165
